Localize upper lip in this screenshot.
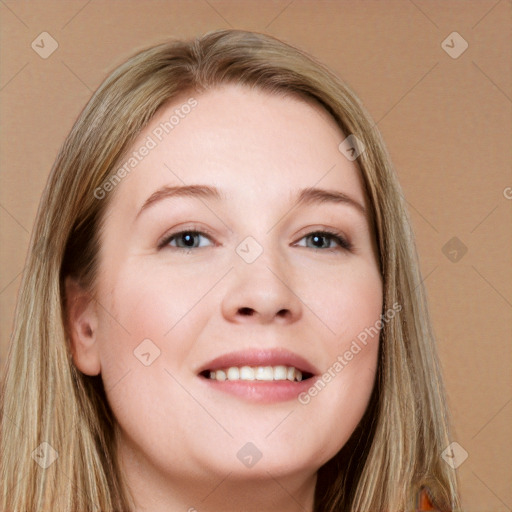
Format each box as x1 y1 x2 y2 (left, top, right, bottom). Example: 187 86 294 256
197 348 319 376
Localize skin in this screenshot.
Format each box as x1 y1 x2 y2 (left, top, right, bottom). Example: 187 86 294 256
66 84 383 512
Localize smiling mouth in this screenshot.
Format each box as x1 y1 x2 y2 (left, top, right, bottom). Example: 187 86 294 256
200 365 314 382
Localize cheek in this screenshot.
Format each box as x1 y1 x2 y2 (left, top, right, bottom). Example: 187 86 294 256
96 260 211 342
301 259 383 343
296 350 378 469
290 261 382 452
92 264 203 392
91 266 204 468
112 264 209 325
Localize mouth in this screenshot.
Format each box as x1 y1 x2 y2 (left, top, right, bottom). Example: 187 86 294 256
197 348 318 403
200 365 314 382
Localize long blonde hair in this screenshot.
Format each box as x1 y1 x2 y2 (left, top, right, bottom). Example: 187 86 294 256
1 29 461 511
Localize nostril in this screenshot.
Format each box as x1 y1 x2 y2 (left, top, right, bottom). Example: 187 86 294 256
238 307 254 316
277 309 290 318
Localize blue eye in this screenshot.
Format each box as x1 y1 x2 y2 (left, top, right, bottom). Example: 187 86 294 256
159 229 352 252
160 230 212 249
297 231 352 251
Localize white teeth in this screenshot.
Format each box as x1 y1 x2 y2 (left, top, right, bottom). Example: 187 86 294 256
207 365 305 382
240 366 255 380
273 365 288 380
255 366 274 381
227 367 240 380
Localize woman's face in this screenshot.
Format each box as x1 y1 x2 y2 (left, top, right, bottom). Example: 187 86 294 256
71 84 382 496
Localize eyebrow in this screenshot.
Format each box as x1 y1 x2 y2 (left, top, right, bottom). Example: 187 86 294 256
136 184 366 218
295 187 366 217
136 185 223 219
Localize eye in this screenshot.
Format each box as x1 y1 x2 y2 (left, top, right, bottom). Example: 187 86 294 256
159 230 213 250
296 230 352 251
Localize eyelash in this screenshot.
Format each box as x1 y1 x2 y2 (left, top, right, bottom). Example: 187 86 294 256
158 228 353 252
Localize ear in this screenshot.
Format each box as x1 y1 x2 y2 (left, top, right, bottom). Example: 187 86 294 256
64 276 101 376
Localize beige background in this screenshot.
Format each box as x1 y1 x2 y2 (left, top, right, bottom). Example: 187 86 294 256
1 1 511 510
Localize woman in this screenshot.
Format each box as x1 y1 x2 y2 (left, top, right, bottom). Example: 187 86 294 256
0 29 461 511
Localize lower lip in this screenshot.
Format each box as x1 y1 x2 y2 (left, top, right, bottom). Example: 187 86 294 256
200 376 317 403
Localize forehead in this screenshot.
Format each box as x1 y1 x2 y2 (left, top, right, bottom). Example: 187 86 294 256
107 83 367 215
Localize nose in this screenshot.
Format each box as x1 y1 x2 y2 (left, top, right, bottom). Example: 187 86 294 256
221 255 303 325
